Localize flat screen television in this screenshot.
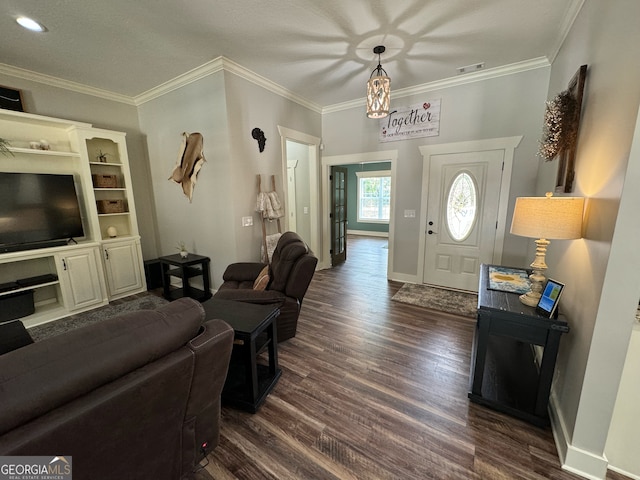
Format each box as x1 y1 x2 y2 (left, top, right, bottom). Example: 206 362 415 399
0 172 85 253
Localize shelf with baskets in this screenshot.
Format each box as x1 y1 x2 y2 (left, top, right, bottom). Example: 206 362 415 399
82 134 139 241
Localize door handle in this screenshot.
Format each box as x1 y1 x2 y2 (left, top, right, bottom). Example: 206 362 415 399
428 230 437 235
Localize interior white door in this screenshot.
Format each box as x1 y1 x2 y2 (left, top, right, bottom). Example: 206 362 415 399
423 150 503 291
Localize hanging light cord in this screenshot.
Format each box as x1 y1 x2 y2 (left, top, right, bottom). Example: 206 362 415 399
369 46 387 79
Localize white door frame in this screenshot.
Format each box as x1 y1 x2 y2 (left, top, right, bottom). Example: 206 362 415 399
286 158 298 232
417 136 522 284
320 150 398 271
278 126 321 258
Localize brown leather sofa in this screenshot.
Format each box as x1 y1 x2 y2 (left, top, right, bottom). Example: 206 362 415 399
213 231 317 342
0 298 233 480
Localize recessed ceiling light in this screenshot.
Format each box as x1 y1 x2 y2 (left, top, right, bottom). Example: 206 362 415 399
16 16 47 32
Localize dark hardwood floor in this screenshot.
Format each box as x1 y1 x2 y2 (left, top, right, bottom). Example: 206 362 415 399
197 235 627 480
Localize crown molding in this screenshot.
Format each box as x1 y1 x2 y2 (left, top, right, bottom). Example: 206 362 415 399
0 62 136 105
1 55 551 116
133 57 225 105
0 57 321 113
548 0 585 64
322 57 551 115
220 57 322 113
134 56 322 113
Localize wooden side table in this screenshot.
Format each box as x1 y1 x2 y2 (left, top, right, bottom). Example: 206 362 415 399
159 253 212 302
468 264 570 426
201 298 281 413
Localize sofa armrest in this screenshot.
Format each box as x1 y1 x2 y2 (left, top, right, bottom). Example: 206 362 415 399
213 289 286 305
182 319 234 470
222 262 267 282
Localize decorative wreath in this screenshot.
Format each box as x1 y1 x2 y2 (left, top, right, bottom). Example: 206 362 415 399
538 90 577 160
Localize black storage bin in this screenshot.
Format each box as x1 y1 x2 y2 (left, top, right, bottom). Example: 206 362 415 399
0 290 35 322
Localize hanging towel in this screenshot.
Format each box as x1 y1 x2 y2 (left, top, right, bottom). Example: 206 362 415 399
255 190 284 220
261 232 282 263
169 132 205 202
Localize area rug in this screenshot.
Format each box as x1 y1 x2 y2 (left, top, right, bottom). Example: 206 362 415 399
29 293 169 342
391 283 478 318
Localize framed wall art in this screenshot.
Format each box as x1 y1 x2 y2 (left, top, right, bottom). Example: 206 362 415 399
555 65 587 193
0 86 24 112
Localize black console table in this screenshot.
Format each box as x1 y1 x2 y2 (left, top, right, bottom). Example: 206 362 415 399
468 264 570 427
159 253 212 302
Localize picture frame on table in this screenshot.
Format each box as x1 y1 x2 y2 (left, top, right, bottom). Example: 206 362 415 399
0 86 25 112
555 65 587 193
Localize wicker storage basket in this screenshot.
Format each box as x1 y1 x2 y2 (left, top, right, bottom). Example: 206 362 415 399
92 174 118 188
96 199 125 214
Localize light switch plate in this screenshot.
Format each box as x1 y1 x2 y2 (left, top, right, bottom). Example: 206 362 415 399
242 216 253 227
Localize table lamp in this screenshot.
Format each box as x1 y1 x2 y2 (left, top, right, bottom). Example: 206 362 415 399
510 192 584 306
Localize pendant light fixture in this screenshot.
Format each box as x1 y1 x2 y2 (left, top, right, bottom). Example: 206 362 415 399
366 45 391 119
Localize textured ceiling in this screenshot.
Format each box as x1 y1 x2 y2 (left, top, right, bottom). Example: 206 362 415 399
0 0 580 107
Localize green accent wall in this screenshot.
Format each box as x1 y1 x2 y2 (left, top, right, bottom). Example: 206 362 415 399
345 162 391 233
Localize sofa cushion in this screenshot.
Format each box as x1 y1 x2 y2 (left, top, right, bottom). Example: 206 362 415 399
0 297 204 436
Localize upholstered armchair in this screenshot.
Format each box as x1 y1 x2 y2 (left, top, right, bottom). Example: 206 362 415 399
213 231 317 342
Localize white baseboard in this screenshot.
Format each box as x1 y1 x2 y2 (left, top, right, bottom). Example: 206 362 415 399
607 465 640 480
347 229 388 238
388 272 418 284
549 392 609 480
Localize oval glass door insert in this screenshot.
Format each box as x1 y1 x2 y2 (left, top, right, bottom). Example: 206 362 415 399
446 172 477 241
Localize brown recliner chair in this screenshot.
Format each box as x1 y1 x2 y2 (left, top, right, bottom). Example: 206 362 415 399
213 231 317 342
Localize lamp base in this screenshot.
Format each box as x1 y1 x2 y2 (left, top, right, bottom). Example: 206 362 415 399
519 291 541 307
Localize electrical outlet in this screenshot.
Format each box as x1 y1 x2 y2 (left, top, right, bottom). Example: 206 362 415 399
242 216 253 227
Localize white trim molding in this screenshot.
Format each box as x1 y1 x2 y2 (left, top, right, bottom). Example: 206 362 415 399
0 62 135 105
323 57 550 115
347 230 388 238
136 57 322 112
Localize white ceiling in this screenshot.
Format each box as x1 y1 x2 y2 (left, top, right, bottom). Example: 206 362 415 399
0 0 581 108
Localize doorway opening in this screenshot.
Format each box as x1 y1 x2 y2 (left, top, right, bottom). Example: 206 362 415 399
321 150 398 273
278 126 320 258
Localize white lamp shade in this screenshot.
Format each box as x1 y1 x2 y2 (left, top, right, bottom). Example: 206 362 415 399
366 75 391 119
510 195 584 240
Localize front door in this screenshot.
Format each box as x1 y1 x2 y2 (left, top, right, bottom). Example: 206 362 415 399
330 166 347 266
423 150 503 291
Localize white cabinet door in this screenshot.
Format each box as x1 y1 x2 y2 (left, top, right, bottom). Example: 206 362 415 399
103 240 143 299
58 248 105 311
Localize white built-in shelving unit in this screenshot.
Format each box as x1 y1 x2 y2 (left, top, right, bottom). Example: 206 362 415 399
0 110 146 328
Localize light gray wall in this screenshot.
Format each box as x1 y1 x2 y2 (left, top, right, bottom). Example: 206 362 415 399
222 72 321 267
137 71 236 289
137 70 321 288
0 73 159 259
322 68 551 277
535 0 640 475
